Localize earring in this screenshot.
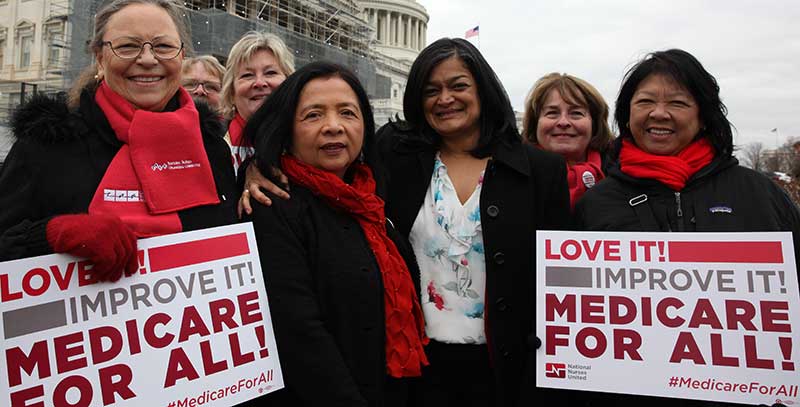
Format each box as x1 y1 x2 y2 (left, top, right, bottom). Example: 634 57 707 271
358 151 365 163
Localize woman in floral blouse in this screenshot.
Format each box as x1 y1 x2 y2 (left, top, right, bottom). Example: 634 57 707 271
376 38 570 406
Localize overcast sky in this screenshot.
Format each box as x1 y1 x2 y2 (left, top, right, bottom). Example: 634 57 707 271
415 0 800 151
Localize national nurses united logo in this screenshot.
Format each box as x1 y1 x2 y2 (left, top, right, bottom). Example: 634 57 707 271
545 362 566 378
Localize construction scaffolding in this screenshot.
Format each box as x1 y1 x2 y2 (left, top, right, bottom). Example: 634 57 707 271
0 0 392 124
183 0 386 97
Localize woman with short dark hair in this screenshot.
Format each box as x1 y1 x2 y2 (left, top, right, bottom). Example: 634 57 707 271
574 48 799 407
244 61 427 407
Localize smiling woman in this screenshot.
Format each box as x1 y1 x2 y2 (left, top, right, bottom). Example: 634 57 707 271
0 0 236 279
522 73 614 209
220 31 295 174
378 38 570 407
573 51 800 407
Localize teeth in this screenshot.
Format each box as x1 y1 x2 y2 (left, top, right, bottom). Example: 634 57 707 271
131 77 161 82
649 129 673 135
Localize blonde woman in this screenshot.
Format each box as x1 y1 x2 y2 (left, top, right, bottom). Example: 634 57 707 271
220 31 295 174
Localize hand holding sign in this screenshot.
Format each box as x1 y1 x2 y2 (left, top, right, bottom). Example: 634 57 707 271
536 231 800 405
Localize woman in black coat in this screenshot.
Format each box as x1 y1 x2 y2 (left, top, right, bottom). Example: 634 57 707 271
242 62 428 407
574 49 799 407
0 0 236 279
377 38 570 407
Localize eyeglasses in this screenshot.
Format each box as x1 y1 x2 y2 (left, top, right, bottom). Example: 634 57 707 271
182 80 222 93
102 36 184 60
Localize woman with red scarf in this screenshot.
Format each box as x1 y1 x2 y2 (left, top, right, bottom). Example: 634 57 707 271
522 73 614 210
242 62 427 406
0 0 236 279
574 49 800 407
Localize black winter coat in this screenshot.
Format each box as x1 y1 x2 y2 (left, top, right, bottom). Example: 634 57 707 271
573 150 800 407
0 90 237 260
376 121 571 406
247 184 419 407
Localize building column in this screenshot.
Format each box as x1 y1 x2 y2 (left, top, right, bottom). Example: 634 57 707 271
391 12 396 45
411 18 419 50
418 21 423 50
402 15 408 47
394 13 400 46
422 22 427 48
382 11 389 45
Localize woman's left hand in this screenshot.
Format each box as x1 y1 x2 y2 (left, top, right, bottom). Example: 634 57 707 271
238 162 291 217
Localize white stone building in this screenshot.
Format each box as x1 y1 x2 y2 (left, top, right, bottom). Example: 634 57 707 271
362 0 428 125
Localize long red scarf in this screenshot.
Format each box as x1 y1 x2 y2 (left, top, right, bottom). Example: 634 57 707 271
280 155 429 377
619 138 715 191
568 149 604 209
89 82 219 237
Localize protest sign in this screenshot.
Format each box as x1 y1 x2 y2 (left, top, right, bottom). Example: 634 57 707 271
0 223 283 407
536 231 799 405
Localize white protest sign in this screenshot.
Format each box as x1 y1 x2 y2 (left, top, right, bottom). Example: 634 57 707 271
536 231 800 405
0 223 283 407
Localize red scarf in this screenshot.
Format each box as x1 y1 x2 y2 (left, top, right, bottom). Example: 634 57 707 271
227 113 248 147
89 82 219 237
619 138 715 191
227 113 254 173
568 149 605 209
281 155 429 377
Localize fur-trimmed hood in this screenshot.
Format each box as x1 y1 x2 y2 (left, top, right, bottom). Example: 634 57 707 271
10 91 226 145
10 92 75 144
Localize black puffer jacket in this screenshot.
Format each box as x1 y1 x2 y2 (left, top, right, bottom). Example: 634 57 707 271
572 140 800 407
0 90 238 260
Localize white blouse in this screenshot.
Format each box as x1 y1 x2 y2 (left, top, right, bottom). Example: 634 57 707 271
409 154 487 344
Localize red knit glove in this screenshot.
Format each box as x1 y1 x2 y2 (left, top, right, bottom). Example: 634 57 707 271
46 214 138 282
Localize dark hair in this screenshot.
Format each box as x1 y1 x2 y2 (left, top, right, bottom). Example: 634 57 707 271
614 49 733 157
403 38 520 157
245 61 382 194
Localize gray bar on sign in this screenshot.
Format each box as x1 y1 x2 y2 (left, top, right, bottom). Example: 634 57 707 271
3 300 67 339
545 266 593 287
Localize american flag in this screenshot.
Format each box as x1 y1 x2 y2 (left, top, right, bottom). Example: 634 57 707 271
465 25 479 38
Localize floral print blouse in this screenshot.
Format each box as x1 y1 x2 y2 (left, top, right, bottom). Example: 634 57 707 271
409 154 486 344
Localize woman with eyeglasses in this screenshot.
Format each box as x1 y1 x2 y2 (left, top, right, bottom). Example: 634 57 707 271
182 55 225 112
0 0 237 280
220 31 295 175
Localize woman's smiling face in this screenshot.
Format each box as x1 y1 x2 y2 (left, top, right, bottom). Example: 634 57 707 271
96 3 184 111
629 73 702 156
